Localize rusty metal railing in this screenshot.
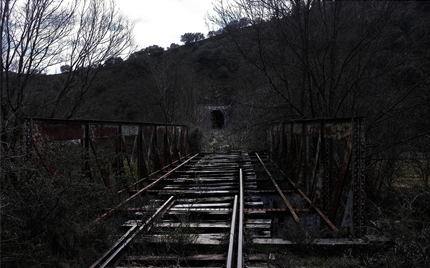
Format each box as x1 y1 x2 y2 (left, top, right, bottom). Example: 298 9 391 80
27 118 189 191
267 117 365 237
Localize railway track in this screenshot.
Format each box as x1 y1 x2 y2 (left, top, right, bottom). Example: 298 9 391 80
90 151 370 268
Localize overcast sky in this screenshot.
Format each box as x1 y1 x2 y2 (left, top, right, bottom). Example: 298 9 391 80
117 0 218 51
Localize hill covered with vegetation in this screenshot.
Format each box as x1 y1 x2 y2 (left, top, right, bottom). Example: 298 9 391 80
1 0 430 267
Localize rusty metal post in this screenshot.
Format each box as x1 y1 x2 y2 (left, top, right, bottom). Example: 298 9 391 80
305 134 310 195
152 125 161 170
120 126 134 176
24 119 32 161
352 118 366 237
116 124 127 190
324 139 332 214
267 118 366 237
328 140 352 220
309 135 321 201
137 126 145 180
164 125 171 166
175 126 181 160
184 125 189 155
84 122 92 180
89 137 111 190
290 122 295 178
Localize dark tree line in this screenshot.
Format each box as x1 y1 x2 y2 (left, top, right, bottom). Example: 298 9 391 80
206 2 430 265
209 0 430 194
180 32 205 44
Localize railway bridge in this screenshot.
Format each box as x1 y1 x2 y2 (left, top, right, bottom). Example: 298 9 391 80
25 117 373 267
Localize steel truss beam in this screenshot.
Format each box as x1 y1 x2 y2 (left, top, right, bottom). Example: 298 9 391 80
267 117 365 237
26 118 189 191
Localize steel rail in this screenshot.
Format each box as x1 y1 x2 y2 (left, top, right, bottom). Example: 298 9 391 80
89 225 138 268
255 153 310 238
264 153 339 232
93 153 199 224
237 168 244 268
89 196 175 268
226 195 238 268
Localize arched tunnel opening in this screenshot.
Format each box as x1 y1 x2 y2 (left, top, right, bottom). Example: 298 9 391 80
210 110 225 129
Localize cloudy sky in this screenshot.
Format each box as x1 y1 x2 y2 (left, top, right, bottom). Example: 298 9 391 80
117 0 218 50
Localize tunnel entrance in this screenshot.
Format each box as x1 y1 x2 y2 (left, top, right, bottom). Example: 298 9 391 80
210 110 224 129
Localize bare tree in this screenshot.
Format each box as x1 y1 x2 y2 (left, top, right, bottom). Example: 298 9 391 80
1 0 134 122
209 0 430 195
0 2 134 265
209 0 409 118
141 51 200 124
0 0 134 190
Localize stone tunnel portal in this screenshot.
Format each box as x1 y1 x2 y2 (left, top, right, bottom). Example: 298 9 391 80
210 110 224 129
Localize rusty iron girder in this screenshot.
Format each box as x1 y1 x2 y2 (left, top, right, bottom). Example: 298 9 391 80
267 117 366 238
27 118 189 191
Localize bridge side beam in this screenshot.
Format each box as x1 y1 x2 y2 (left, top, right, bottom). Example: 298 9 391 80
267 117 365 237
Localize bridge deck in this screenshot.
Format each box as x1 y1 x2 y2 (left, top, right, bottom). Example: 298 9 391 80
90 151 375 268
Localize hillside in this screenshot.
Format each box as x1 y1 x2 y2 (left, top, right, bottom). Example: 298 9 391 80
1 1 430 267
